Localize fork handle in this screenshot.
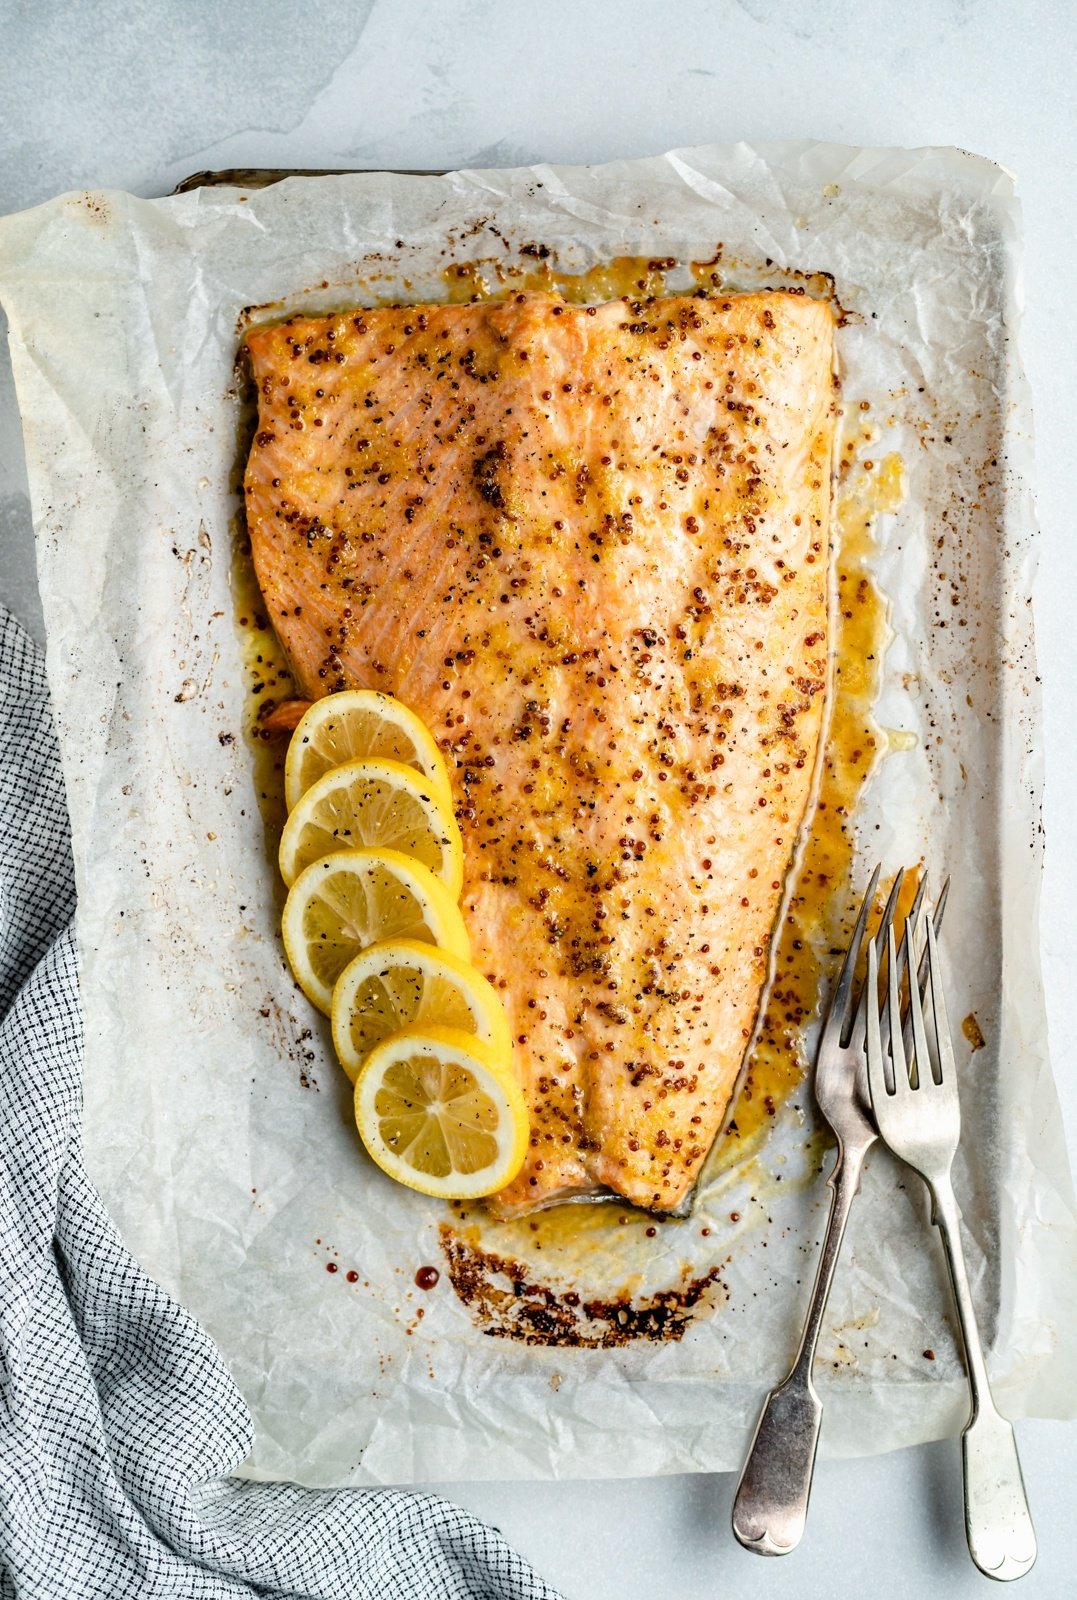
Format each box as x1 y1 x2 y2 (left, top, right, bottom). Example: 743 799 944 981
732 1142 866 1555
933 1181 1037 1581
730 1370 823 1556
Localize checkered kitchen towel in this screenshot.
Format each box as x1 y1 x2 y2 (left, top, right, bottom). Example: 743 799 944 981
0 604 563 1600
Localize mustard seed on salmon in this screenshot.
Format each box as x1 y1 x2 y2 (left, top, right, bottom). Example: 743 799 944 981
243 289 836 1216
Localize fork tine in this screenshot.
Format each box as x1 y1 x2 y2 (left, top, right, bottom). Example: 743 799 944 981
865 934 898 1119
821 862 880 1048
906 909 934 1087
853 867 903 1048
865 937 883 1088
886 923 906 1093
899 877 948 1062
877 868 905 946
881 870 921 1055
925 919 958 1084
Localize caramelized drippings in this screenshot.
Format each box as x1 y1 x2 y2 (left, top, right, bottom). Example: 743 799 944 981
439 1221 724 1345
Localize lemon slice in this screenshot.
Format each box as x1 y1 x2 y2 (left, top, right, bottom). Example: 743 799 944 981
285 690 451 811
354 1024 528 1199
332 939 511 1083
281 849 471 1015
278 757 464 891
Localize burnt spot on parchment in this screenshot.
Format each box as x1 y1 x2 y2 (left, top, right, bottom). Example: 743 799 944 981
439 1225 727 1346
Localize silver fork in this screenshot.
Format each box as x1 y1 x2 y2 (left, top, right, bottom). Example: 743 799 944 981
733 866 941 1555
866 914 1037 1582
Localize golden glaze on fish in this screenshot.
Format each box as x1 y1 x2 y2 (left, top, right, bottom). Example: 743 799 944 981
244 290 835 1214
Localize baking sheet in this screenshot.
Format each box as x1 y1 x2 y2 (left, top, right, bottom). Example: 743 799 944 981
0 142 1074 1486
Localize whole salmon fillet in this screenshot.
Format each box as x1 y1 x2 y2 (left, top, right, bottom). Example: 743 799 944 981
244 290 835 1215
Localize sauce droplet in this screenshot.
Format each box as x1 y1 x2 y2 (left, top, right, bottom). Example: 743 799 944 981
345 1269 359 1284
415 1265 440 1290
325 1262 338 1274
961 1013 986 1052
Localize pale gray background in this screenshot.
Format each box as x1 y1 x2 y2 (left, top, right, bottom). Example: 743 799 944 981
1 1 1074 1595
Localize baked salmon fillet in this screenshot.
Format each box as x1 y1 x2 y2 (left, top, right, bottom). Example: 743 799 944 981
244 290 835 1216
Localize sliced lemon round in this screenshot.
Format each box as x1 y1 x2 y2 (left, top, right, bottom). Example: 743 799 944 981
281 849 471 1015
278 757 464 891
354 1024 528 1199
284 690 452 811
332 939 511 1082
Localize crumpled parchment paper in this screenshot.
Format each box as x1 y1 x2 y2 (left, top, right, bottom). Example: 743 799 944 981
0 143 1074 1486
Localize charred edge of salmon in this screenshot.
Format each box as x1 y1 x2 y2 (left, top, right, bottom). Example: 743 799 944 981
439 1226 728 1346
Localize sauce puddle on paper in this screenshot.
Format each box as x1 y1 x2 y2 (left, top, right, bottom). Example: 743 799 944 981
229 522 294 887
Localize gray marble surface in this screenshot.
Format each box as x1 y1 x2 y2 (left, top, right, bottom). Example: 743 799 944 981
2 3 1074 1595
